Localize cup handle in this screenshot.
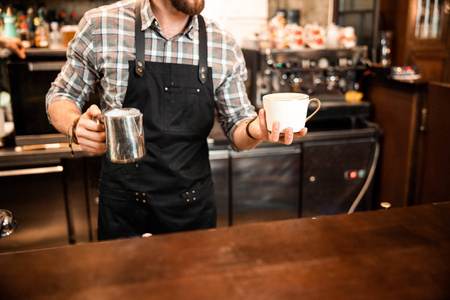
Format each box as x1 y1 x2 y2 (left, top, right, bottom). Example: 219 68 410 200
305 98 321 122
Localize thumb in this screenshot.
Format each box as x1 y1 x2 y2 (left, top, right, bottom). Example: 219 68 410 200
85 104 102 119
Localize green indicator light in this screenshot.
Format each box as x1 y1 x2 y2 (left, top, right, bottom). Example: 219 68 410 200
277 63 283 68
358 169 366 178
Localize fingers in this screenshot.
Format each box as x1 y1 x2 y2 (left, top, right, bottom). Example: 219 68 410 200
79 143 107 154
15 43 26 59
258 109 268 141
76 105 106 153
294 127 308 138
268 121 281 143
10 39 26 59
282 127 294 145
85 104 102 119
81 104 104 130
254 108 309 145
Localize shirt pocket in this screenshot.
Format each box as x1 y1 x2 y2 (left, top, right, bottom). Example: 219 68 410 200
163 86 201 133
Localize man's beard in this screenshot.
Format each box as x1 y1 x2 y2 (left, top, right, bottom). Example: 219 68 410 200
169 0 205 16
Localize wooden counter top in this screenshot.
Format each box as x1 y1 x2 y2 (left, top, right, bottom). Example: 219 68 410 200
1 202 449 299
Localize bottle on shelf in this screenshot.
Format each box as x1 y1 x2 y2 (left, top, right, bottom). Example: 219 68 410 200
49 21 62 49
34 7 50 48
18 15 31 49
58 12 67 27
70 12 78 25
26 7 36 48
60 11 78 47
2 7 18 38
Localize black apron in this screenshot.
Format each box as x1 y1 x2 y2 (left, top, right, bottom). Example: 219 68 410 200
97 0 216 240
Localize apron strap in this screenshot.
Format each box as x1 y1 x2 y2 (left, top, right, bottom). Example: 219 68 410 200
135 0 145 77
197 15 208 84
134 0 208 81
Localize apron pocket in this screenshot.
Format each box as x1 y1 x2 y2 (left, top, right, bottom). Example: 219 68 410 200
163 86 201 132
98 185 150 240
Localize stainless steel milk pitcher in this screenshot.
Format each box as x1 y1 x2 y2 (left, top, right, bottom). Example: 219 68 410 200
96 108 146 163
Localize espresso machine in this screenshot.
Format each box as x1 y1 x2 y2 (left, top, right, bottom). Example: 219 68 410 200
241 46 380 219
242 46 370 109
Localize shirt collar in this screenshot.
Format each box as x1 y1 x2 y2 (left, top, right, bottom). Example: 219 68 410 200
140 0 199 40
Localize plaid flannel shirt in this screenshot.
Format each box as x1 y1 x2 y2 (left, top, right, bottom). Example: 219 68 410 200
46 0 256 144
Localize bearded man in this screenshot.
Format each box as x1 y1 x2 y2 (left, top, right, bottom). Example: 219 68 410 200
46 0 308 240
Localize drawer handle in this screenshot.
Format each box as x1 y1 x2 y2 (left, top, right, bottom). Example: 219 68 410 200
27 61 65 72
0 166 63 177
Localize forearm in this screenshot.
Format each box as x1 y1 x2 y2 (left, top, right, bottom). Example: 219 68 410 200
232 116 263 151
47 100 82 136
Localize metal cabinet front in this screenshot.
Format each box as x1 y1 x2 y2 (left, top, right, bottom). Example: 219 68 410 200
301 137 377 217
231 145 301 226
0 165 69 253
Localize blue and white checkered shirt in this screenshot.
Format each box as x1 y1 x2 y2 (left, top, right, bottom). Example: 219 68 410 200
46 0 256 143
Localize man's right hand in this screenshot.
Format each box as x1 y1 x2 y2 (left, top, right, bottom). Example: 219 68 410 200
75 105 107 154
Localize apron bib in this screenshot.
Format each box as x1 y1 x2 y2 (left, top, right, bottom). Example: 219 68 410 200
98 1 216 240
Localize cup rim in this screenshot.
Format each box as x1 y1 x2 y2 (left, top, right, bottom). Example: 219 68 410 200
263 93 310 101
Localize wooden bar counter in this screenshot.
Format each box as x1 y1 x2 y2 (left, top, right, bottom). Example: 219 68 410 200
1 202 449 299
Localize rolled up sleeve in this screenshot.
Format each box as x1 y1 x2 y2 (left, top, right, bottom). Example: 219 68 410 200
45 12 99 119
214 41 256 147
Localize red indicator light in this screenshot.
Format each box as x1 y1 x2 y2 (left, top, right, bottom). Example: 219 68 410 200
349 171 357 179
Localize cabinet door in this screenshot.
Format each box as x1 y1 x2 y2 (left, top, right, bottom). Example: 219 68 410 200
406 0 450 82
301 138 377 217
365 75 427 208
416 82 450 204
231 145 300 226
0 165 69 253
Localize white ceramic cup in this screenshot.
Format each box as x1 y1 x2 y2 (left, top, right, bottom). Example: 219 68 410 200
263 93 321 133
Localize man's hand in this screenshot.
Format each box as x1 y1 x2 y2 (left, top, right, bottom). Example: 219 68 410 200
0 37 26 59
254 108 308 145
233 108 308 151
75 105 107 154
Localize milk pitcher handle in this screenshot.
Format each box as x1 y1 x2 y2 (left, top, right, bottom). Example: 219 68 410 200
93 114 104 125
